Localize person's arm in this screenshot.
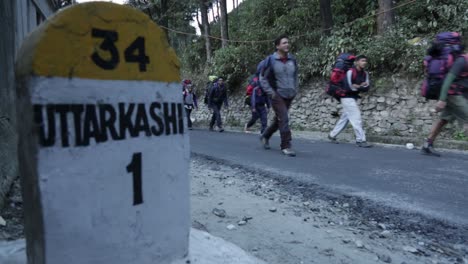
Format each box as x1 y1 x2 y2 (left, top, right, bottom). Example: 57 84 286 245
251 88 257 110
359 71 371 92
294 59 299 90
260 59 275 96
193 94 198 109
346 70 359 91
207 85 214 107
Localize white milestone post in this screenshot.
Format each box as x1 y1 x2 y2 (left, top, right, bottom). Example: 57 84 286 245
15 3 190 264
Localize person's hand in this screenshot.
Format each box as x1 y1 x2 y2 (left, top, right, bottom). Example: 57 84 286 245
435 100 447 112
352 84 360 89
361 82 369 87
252 108 257 113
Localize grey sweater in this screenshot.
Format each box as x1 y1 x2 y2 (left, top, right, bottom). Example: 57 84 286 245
260 52 298 99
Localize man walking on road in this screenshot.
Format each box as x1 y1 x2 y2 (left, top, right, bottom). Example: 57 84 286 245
259 35 298 157
208 77 228 132
422 45 468 156
328 55 372 148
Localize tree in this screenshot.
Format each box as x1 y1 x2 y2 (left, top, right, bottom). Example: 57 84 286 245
319 0 333 35
377 0 395 34
219 0 229 47
200 0 212 61
126 0 198 45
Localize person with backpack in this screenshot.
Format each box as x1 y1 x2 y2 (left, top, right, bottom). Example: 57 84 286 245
244 81 270 134
203 75 218 105
183 83 198 130
208 77 228 132
421 32 468 156
328 55 373 148
182 79 192 91
259 35 298 157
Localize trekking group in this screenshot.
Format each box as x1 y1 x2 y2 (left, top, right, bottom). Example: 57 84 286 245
182 32 468 158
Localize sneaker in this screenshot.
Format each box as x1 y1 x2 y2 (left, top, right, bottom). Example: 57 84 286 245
282 148 296 157
244 124 251 133
328 134 338 144
357 141 373 148
421 142 441 157
260 136 270 150
219 127 225 132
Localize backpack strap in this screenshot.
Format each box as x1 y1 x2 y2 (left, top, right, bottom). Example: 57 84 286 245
261 54 277 91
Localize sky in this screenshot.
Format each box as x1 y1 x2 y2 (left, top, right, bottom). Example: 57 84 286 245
76 0 242 34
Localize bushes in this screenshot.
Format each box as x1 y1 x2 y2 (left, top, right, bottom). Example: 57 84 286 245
181 0 468 92
211 45 266 89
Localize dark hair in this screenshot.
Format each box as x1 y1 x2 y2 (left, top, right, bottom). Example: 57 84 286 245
356 55 368 61
427 41 443 57
274 34 289 46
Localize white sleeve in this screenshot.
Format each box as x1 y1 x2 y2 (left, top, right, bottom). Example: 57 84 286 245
346 70 357 91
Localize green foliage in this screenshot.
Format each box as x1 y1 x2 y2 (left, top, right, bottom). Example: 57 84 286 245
453 130 468 141
180 0 468 92
211 45 264 88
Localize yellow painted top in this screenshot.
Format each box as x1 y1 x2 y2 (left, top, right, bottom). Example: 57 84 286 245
16 2 180 82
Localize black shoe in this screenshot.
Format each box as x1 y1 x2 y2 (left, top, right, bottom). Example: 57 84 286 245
421 142 441 157
219 127 225 132
356 141 373 148
328 134 338 144
260 136 270 150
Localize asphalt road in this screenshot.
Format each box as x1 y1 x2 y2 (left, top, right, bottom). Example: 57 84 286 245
189 129 468 226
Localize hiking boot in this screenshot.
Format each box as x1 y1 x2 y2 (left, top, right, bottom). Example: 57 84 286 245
218 127 225 132
260 136 270 150
357 141 373 148
421 142 441 157
282 148 296 157
328 134 338 144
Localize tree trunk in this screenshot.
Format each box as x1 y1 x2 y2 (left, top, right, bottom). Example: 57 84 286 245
377 0 395 35
216 0 220 22
0 0 19 210
160 0 169 40
219 0 229 47
211 3 215 22
200 0 212 61
319 0 333 35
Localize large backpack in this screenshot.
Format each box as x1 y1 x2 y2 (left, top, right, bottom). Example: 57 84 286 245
421 32 463 100
244 75 260 106
203 81 213 105
325 53 356 99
